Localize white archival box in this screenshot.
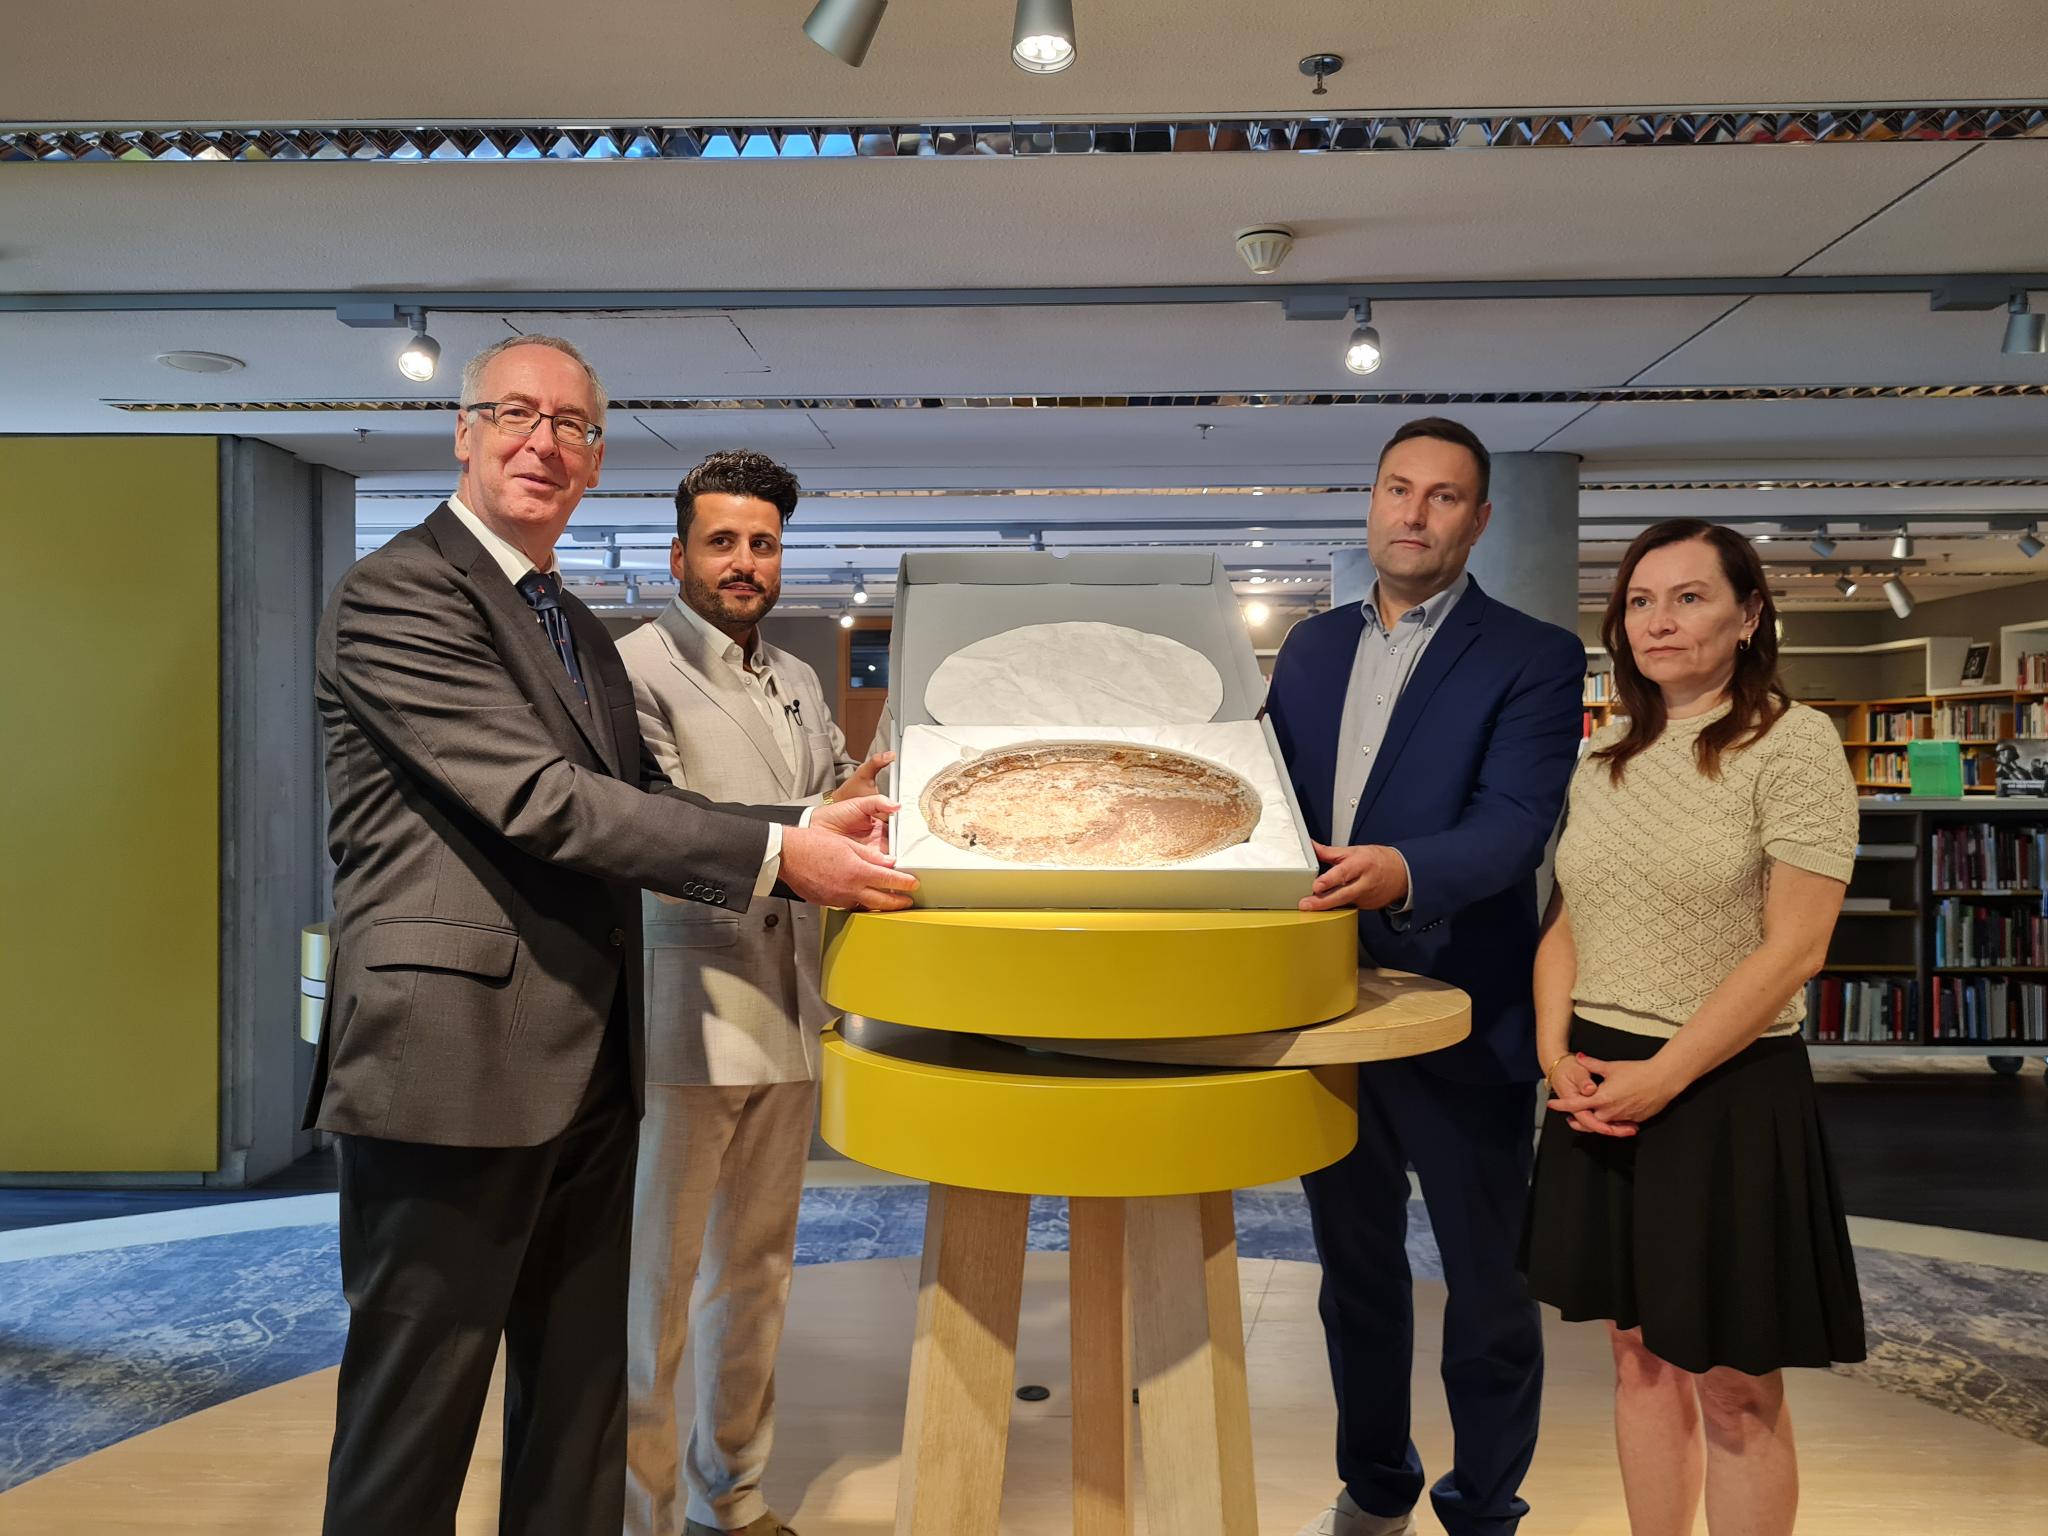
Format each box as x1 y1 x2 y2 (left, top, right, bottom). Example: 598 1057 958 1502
886 551 1317 909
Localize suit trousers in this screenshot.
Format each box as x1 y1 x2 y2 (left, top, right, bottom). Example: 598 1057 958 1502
626 1079 818 1536
1300 1057 1544 1536
322 1013 637 1536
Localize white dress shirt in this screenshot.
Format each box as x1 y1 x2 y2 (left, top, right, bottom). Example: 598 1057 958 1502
446 494 789 895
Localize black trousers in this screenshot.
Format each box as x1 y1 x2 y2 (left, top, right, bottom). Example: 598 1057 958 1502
1301 1058 1544 1536
322 1023 637 1536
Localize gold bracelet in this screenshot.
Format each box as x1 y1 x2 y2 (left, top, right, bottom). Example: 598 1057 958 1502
1543 1050 1573 1081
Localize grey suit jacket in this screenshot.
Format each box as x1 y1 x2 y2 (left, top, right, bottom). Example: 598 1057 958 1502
306 504 801 1147
618 602 857 1085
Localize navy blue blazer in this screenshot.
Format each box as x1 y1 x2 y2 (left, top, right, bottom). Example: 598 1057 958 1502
1265 577 1586 1083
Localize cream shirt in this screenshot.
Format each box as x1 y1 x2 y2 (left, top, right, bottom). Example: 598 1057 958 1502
1555 701 1858 1038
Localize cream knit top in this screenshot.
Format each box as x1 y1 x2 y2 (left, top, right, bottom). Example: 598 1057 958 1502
1555 701 1859 1038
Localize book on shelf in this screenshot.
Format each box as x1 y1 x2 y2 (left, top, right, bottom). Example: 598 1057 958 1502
1932 699 2008 740
1930 822 2048 892
1865 707 1932 743
1804 975 1915 1043
1931 975 2048 1044
1583 672 1615 704
2019 651 2048 692
1933 899 2048 967
2019 701 2048 739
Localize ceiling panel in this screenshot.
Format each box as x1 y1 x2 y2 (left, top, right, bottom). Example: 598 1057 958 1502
1546 395 2048 460
1797 142 2048 276
4 2 2037 122
1632 292 2048 385
0 143 1969 293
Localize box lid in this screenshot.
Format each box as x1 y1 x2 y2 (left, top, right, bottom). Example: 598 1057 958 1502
887 550 1263 731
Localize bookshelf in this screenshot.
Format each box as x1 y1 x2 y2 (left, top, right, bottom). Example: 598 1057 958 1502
1806 802 2048 1066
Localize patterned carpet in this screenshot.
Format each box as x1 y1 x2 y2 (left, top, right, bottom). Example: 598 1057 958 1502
0 1189 2037 1492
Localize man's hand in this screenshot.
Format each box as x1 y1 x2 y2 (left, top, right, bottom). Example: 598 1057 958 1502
809 793 897 854
1299 842 1410 912
783 795 917 910
830 749 896 804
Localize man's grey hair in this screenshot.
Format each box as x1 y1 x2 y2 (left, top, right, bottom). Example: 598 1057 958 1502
458 334 609 425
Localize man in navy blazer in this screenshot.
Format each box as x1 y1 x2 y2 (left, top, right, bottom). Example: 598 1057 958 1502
1267 419 1585 1536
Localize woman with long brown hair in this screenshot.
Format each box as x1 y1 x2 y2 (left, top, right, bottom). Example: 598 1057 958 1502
1521 520 1865 1536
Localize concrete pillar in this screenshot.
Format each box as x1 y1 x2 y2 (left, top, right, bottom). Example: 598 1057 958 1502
218 439 355 1186
1327 453 1580 631
1465 453 1581 632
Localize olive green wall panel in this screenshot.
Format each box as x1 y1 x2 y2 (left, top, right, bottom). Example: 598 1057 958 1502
0 437 220 1170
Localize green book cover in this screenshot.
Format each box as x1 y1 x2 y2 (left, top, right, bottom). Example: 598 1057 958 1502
1907 739 1964 798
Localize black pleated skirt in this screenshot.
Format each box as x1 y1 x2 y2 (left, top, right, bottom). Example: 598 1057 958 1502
1521 1017 1867 1376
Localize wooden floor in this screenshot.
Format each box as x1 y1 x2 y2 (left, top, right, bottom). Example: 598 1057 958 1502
3 1255 2042 1534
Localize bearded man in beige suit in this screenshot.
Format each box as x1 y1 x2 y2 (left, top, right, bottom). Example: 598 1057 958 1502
618 450 889 1536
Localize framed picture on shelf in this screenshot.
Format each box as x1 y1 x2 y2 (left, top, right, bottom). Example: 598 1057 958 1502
1962 641 1992 683
1995 740 2048 796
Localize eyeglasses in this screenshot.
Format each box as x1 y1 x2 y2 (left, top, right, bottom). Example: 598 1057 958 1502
465 401 604 449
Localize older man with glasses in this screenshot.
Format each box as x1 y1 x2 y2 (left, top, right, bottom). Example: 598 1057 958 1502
307 335 915 1536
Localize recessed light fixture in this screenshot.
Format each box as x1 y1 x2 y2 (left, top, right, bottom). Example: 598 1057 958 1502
156 351 244 374
1243 601 1271 626
803 0 888 67
1011 0 1077 73
1344 302 1383 375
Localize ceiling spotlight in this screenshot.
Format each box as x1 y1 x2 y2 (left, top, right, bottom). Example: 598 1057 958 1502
851 571 870 604
1235 227 1294 275
2021 525 2045 559
2003 293 2047 355
838 610 856 630
803 0 888 67
1810 532 1838 557
1891 530 1913 560
1834 574 1859 596
1243 601 1271 626
1011 0 1076 72
1344 303 1382 375
1884 576 1915 619
397 311 440 383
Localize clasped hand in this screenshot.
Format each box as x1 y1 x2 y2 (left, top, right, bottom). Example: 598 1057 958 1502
782 794 917 911
1545 1054 1681 1138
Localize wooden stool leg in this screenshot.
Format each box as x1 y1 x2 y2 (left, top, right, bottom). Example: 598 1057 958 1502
895 1183 1030 1536
1069 1196 1134 1536
1127 1191 1259 1536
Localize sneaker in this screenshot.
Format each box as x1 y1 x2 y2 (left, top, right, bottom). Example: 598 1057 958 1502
1294 1489 1417 1536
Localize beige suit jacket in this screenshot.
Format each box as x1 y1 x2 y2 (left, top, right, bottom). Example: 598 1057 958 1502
617 602 856 1085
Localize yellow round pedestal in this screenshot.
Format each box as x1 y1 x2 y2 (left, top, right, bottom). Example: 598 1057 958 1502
820 906 1357 1038
820 1019 1357 1196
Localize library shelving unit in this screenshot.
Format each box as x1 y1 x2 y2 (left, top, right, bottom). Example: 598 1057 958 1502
1800 696 2026 795
1810 799 2048 1073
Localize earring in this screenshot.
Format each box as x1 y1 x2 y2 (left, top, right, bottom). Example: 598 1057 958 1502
1738 634 1751 651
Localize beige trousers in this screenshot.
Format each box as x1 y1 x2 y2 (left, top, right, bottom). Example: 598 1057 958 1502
625 1080 817 1536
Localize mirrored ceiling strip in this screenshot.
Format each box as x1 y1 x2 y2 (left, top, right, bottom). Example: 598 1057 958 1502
9 107 2046 163
105 382 2048 412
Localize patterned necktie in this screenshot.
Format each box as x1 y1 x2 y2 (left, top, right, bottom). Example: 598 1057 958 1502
515 569 588 705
